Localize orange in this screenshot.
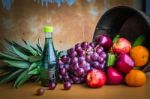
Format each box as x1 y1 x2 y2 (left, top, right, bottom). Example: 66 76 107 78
125 69 146 87
130 45 149 67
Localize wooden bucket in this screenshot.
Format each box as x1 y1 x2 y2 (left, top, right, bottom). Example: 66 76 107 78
93 6 150 49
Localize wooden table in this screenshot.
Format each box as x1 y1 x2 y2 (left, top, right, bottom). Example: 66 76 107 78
0 74 150 99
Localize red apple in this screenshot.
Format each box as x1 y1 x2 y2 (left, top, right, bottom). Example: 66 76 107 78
115 54 134 74
86 69 106 88
112 38 131 54
96 34 113 50
106 67 123 85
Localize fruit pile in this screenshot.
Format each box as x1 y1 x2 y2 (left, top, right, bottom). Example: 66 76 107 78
0 33 149 95
55 34 149 90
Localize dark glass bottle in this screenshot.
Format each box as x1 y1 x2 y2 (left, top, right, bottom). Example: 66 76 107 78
40 26 57 87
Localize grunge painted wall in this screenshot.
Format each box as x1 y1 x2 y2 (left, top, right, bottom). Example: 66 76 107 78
0 0 135 51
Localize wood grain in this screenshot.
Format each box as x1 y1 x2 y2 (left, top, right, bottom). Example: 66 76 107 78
0 73 150 99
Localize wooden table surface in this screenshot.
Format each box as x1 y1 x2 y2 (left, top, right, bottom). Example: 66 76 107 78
0 73 150 99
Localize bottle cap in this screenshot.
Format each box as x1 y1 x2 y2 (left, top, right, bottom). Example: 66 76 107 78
44 26 53 33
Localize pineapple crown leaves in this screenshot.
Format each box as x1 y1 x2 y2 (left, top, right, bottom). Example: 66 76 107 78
0 39 42 87
0 39 64 88
13 69 32 88
0 69 24 85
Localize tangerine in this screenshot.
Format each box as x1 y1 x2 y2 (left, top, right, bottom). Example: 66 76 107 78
130 45 149 67
125 69 146 87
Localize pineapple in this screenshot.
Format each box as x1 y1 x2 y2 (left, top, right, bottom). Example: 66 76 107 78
0 39 65 88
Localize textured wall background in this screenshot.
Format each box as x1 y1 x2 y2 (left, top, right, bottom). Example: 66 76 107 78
0 0 135 51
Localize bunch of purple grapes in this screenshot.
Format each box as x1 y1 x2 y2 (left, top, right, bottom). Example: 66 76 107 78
58 42 107 89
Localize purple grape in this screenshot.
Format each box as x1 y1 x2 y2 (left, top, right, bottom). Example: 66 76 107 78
81 73 86 78
98 57 104 63
60 68 67 75
89 42 96 48
70 57 78 64
86 55 92 62
76 79 82 84
95 45 104 54
69 79 74 84
69 51 77 58
75 78 84 84
66 56 71 64
80 77 85 83
75 46 82 52
64 64 70 70
86 45 93 52
90 67 94 70
72 76 80 83
83 63 91 72
63 73 70 81
99 61 106 70
91 52 99 61
79 60 87 68
81 42 89 50
75 43 81 49
58 59 64 65
77 50 86 56
64 81 72 90
86 62 90 67
61 55 70 63
67 48 78 58
48 82 57 90
78 56 86 62
87 51 94 56
71 63 79 70
76 68 85 76
99 52 107 59
71 74 85 84
92 61 100 69
67 48 75 54
59 64 64 69
83 67 90 73
96 34 113 50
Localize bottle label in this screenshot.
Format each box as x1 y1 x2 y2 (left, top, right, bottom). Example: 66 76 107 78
40 66 56 86
41 67 56 79
48 67 56 81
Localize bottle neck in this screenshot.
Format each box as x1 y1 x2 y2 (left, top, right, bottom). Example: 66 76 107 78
45 32 53 38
